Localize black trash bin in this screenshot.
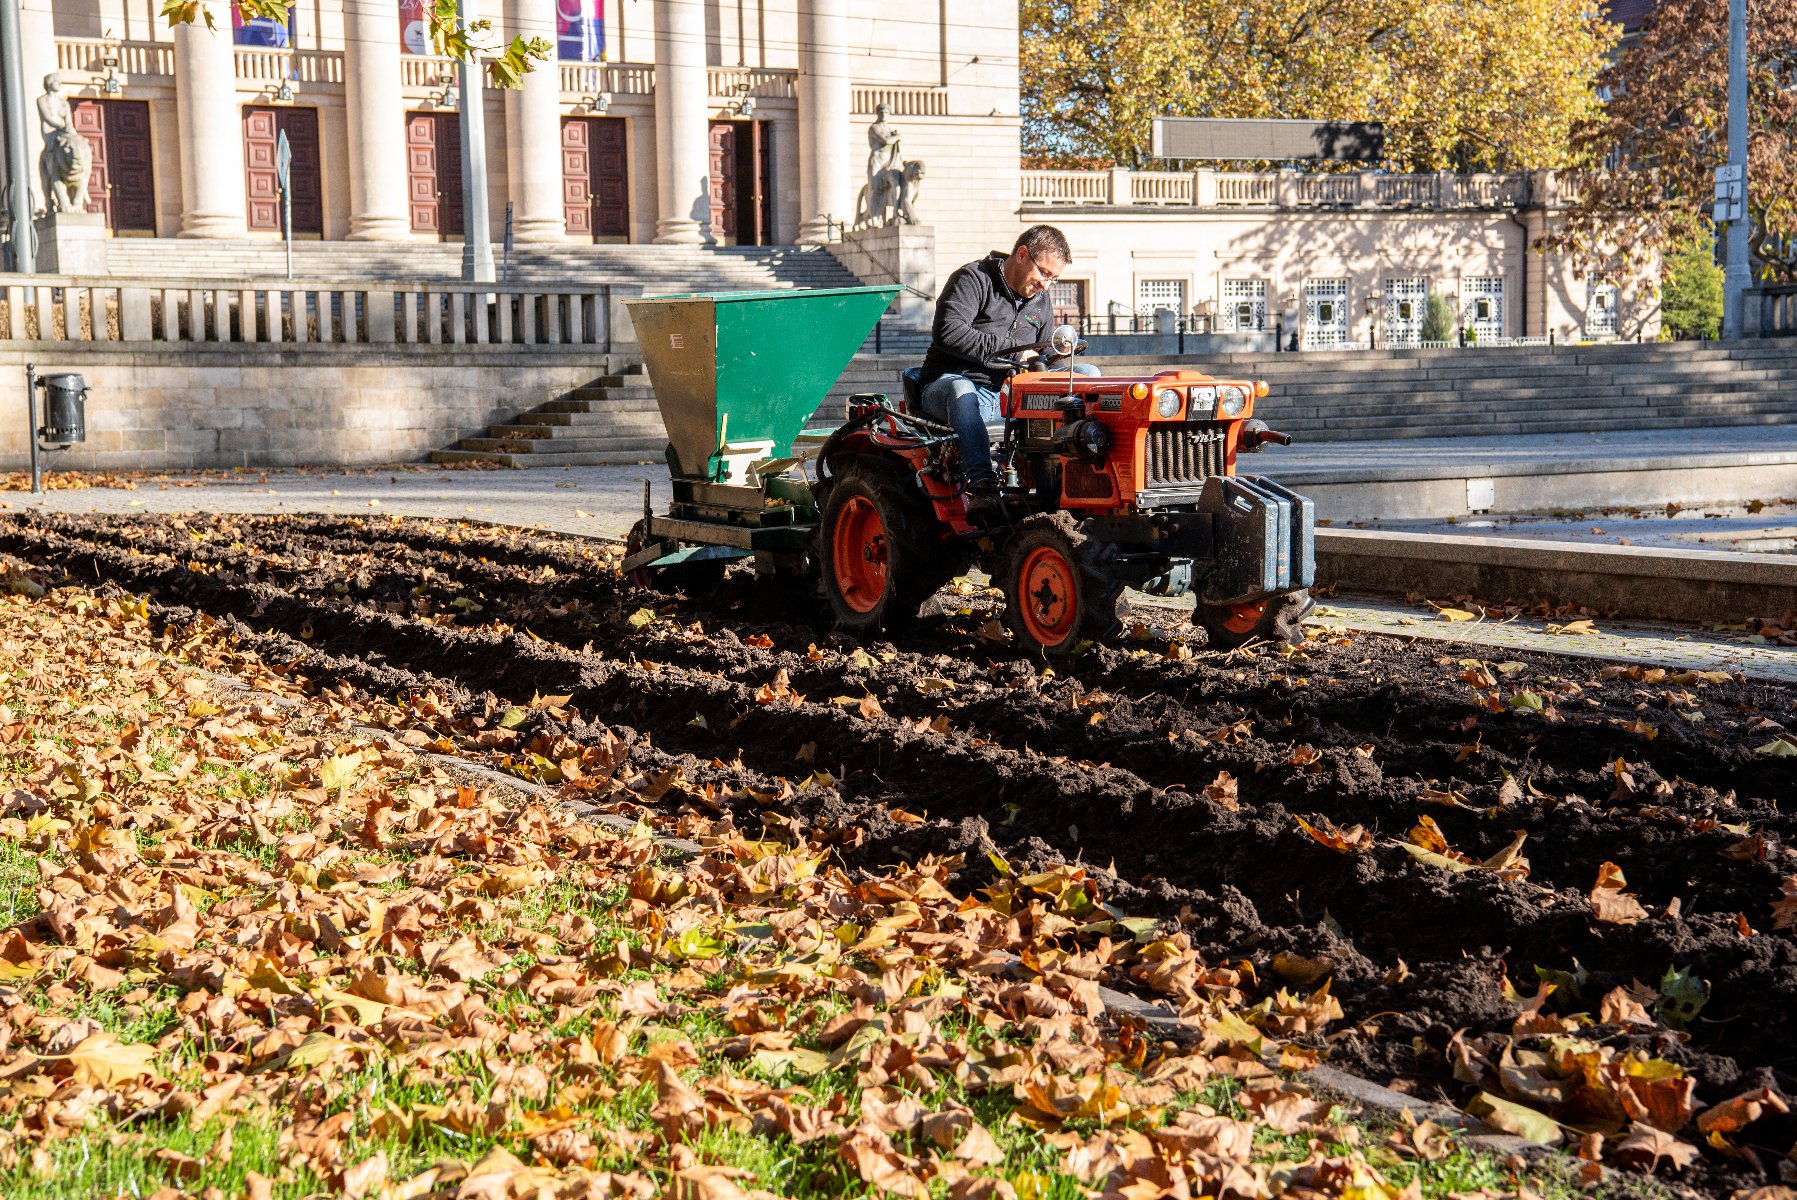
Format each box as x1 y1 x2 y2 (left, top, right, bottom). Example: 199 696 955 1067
40 373 87 444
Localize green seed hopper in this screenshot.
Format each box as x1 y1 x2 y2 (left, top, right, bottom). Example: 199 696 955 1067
621 285 899 586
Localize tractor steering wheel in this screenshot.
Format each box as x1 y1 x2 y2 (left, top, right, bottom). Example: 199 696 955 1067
984 339 1056 372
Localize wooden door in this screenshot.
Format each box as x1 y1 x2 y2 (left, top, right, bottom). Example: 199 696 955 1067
407 112 463 237
708 121 738 243
243 106 323 235
708 121 772 246
561 116 628 241
72 99 156 234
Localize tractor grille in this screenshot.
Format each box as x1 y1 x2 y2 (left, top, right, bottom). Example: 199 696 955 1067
1144 422 1227 488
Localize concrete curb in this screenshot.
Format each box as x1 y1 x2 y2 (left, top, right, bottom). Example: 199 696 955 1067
1318 528 1797 624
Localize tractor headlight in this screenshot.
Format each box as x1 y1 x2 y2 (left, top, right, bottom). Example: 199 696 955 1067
1218 385 1249 417
1188 386 1217 417
1155 388 1183 418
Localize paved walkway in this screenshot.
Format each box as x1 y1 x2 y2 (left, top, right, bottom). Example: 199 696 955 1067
7 451 1796 682
1267 425 1797 486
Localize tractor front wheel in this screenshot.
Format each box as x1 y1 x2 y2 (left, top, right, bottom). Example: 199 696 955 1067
819 458 960 636
1196 588 1313 650
1001 513 1123 656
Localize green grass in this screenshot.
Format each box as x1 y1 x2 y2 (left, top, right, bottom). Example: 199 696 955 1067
0 1118 324 1200
0 836 45 925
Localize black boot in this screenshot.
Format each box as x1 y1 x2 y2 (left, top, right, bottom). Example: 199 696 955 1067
964 477 1007 527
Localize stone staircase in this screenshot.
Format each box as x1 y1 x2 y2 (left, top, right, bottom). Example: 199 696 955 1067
825 342 1797 439
431 365 667 468
100 240 864 294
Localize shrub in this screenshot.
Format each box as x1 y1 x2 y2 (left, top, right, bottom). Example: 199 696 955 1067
1660 231 1723 340
1421 295 1455 342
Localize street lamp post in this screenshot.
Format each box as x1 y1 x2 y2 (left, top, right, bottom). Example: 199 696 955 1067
0 0 37 272
1722 0 1750 339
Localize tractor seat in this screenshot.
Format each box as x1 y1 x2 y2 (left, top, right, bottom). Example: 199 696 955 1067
900 367 1005 442
900 367 924 409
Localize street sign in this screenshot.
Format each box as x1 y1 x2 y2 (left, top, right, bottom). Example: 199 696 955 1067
275 129 292 191
276 129 294 281
1713 163 1745 224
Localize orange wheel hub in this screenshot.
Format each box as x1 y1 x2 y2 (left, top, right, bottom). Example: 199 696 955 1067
1018 545 1078 646
1220 599 1269 634
832 495 888 614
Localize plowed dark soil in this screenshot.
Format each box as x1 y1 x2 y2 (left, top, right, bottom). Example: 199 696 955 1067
6 511 1797 1178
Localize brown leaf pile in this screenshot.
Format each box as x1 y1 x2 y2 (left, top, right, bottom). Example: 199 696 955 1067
0 581 1465 1200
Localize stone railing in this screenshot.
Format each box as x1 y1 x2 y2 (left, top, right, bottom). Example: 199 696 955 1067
56 36 174 77
559 61 656 96
851 86 949 116
709 67 795 99
1023 167 1551 210
0 276 635 353
235 47 344 85
1748 284 1797 338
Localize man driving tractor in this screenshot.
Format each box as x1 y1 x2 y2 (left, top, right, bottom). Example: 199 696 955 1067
919 224 1096 523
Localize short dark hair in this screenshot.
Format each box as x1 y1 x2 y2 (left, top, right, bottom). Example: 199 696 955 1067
1014 225 1071 264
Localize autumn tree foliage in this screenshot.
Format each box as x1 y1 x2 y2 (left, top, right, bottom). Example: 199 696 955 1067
1551 0 1797 284
1019 0 1618 172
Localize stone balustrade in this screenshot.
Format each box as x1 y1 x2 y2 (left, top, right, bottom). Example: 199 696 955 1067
1749 285 1797 338
0 276 638 352
1024 167 1557 210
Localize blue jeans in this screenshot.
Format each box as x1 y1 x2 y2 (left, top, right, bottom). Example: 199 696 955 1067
921 363 1100 486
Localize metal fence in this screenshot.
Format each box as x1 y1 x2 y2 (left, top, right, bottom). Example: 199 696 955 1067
0 276 633 351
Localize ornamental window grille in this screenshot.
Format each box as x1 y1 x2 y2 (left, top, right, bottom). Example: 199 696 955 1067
1220 279 1267 332
1586 282 1619 338
1136 278 1187 319
1302 277 1349 349
1384 277 1428 347
1462 275 1505 341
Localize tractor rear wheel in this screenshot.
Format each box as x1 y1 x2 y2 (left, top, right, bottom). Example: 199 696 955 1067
819 457 963 636
624 518 727 596
1001 512 1123 656
1197 588 1313 650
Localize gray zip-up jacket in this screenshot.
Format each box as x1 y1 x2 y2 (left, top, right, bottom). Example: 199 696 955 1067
920 251 1055 391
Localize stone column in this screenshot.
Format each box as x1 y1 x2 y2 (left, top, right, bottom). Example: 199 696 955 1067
652 0 708 244
796 0 849 244
342 0 410 239
172 19 247 236
504 0 565 241
19 0 57 197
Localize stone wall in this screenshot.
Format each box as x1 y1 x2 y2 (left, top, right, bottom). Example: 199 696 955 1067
0 344 622 470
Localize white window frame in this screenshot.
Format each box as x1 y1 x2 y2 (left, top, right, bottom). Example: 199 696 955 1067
1219 278 1268 333
1461 275 1506 342
1302 277 1350 349
1586 282 1619 339
1383 277 1428 348
1136 278 1188 314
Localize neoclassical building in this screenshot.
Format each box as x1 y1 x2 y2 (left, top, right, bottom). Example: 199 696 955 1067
13 0 1652 344
18 0 1022 272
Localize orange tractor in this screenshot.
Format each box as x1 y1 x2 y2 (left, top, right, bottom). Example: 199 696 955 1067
621 287 1313 656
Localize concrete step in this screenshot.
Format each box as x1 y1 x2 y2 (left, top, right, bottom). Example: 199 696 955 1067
513 413 666 431
459 434 666 454
430 448 661 467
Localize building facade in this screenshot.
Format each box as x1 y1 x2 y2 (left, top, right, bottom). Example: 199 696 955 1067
19 0 1023 273
1024 168 1655 347
13 0 1654 346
